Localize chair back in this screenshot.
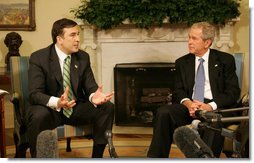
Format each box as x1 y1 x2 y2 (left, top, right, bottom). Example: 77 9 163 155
10 56 30 145
223 53 249 157
233 53 244 89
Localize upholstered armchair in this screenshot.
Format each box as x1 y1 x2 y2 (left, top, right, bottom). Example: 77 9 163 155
9 56 92 157
222 53 249 158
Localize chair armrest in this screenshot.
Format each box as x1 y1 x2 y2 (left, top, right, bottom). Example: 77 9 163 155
0 89 9 98
10 92 25 126
10 92 20 104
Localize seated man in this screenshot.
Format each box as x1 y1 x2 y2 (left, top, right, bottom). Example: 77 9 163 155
147 22 240 158
27 18 115 158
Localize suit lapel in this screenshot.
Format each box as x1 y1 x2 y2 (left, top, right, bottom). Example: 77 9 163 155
208 50 220 95
49 47 63 87
186 54 195 94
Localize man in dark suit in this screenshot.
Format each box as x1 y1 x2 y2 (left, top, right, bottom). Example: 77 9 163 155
27 18 114 158
147 22 240 158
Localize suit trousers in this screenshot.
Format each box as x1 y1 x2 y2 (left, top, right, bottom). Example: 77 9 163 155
26 101 114 158
147 103 224 158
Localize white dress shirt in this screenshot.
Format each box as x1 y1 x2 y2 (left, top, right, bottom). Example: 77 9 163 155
181 49 217 110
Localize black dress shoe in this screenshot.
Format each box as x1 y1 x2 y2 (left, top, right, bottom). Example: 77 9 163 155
92 144 106 158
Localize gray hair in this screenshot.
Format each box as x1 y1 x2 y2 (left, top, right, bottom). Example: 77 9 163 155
191 22 216 42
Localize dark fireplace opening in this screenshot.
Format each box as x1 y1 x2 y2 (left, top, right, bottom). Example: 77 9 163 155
114 62 176 127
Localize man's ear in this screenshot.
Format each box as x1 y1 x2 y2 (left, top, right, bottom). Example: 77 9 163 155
56 36 63 44
204 39 212 48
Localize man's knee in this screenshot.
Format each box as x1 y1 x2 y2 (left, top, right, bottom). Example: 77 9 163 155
101 101 114 115
27 105 53 127
156 105 171 116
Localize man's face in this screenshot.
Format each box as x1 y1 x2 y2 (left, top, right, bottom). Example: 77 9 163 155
188 27 210 57
57 25 80 55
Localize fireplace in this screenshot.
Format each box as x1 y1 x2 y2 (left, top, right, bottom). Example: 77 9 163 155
79 22 236 127
114 62 176 126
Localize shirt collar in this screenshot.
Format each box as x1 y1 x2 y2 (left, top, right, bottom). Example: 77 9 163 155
55 44 70 62
196 49 210 62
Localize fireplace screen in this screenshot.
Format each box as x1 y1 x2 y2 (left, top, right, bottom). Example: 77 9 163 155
114 63 176 126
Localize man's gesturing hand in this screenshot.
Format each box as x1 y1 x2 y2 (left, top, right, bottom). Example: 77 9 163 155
57 86 76 109
91 85 114 105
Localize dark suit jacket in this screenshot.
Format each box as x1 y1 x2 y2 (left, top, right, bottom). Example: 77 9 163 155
173 49 240 109
28 44 98 106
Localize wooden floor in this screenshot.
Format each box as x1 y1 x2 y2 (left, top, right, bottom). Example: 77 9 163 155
5 128 182 158
5 134 185 158
5 128 227 158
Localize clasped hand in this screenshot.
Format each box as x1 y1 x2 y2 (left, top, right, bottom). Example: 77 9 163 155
184 100 213 117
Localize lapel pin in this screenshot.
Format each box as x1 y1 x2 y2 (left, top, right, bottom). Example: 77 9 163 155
215 64 218 67
75 65 78 68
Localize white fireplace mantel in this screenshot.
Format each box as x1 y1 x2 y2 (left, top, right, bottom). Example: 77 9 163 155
79 22 236 99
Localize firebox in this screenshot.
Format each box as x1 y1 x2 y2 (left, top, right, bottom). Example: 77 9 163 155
114 62 176 127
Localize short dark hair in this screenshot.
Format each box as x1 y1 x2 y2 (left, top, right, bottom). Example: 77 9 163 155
51 18 78 44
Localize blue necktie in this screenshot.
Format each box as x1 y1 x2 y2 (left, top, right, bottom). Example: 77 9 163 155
193 58 205 102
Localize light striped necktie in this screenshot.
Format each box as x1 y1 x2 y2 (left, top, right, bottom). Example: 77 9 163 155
193 58 205 102
63 56 74 118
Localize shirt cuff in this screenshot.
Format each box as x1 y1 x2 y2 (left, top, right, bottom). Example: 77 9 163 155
181 98 217 111
47 96 61 112
180 98 190 104
89 93 97 108
208 101 217 111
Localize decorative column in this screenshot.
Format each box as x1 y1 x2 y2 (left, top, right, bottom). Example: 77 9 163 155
215 20 238 53
79 25 99 82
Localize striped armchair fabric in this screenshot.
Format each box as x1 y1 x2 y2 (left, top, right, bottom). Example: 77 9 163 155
10 56 92 157
222 53 246 157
